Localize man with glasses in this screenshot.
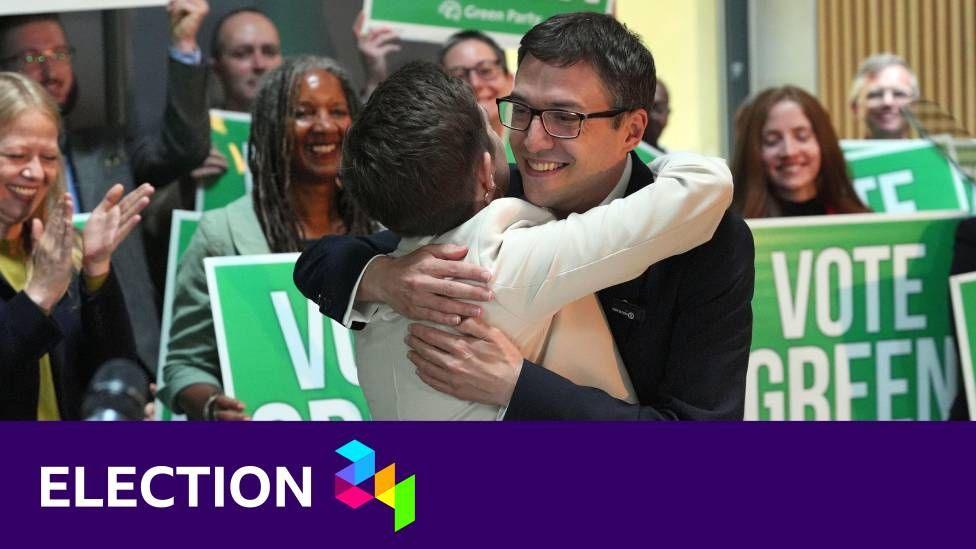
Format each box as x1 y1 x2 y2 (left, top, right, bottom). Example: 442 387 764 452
0 1 212 371
439 30 514 138
850 53 920 139
332 60 731 419
296 12 755 420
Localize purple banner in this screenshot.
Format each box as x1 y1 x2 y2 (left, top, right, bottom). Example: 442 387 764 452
0 422 972 547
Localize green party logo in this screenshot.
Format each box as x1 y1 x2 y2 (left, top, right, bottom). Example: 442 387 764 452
438 0 462 21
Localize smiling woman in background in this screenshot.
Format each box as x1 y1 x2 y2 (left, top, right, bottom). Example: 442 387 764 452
439 30 514 139
0 72 152 419
731 85 869 218
160 56 374 421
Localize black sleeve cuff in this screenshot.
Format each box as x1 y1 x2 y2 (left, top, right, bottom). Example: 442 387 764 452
295 231 400 323
2 291 63 364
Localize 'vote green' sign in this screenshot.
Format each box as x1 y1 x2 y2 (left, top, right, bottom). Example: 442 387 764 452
950 271 976 419
746 212 963 420
205 254 370 421
197 110 251 212
843 140 971 213
364 0 614 48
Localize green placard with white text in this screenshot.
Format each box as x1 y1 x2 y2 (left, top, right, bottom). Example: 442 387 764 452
196 110 251 211
842 140 971 214
950 271 976 419
746 212 964 420
364 0 614 48
205 254 370 421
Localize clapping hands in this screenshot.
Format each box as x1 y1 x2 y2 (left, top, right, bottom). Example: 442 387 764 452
82 183 154 277
24 193 75 314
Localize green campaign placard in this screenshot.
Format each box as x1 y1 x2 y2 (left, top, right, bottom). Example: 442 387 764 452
364 0 614 48
746 212 964 420
205 254 370 421
196 110 251 212
843 140 970 213
154 209 202 421
949 271 976 419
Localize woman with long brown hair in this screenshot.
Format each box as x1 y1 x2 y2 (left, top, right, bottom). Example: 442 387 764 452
731 85 868 218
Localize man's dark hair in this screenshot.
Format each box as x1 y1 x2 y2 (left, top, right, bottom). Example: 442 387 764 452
342 60 493 237
438 30 509 74
0 13 63 60
209 7 271 58
518 12 655 113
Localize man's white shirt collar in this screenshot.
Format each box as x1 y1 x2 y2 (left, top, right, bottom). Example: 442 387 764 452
598 154 634 206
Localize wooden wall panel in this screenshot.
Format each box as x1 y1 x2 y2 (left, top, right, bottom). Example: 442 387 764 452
818 0 976 138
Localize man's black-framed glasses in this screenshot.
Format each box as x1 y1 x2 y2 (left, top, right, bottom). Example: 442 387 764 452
0 46 76 70
496 97 632 139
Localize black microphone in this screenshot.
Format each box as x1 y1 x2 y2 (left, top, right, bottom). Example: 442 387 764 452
82 359 150 421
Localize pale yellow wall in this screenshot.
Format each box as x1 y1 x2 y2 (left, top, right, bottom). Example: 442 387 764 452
503 1 725 156
617 0 725 156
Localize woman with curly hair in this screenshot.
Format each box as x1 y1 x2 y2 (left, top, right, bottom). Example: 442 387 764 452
161 56 373 420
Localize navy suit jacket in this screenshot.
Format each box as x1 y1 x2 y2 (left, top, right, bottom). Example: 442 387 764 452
67 57 210 372
295 153 755 419
0 269 139 419
949 217 976 420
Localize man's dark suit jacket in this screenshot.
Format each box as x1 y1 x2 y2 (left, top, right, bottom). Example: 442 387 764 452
0 269 138 419
66 57 210 371
294 153 756 419
949 217 976 420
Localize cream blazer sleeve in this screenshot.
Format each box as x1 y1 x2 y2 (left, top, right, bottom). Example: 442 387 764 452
470 153 733 322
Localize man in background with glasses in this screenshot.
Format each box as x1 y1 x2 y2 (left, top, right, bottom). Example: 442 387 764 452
296 12 755 420
0 1 212 372
849 53 919 139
